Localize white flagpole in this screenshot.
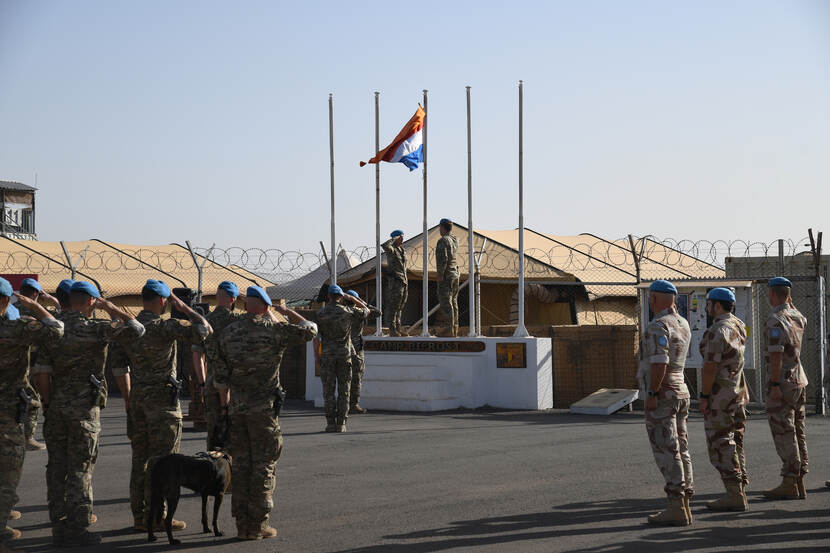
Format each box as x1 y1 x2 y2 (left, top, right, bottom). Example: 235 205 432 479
466 86 476 336
329 93 337 286
374 91 383 335
421 89 430 337
513 80 529 337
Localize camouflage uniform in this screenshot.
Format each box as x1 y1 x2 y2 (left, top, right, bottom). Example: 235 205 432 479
192 306 241 450
436 233 460 334
316 302 360 426
16 303 47 444
214 313 316 536
0 314 63 542
699 313 749 484
644 306 693 498
34 312 142 539
116 310 209 525
765 303 809 477
381 238 407 334
349 304 381 409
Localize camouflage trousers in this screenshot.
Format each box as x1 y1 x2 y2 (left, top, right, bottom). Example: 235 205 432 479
438 274 459 330
24 383 41 443
387 279 408 333
645 396 694 498
0 410 24 539
703 398 748 484
350 351 365 407
204 380 221 450
320 357 352 424
127 398 182 523
766 385 808 477
228 408 283 534
43 405 100 535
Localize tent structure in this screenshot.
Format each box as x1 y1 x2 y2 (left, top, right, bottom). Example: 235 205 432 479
266 248 361 304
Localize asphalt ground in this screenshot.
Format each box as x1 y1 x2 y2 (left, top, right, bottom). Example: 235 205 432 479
9 399 830 553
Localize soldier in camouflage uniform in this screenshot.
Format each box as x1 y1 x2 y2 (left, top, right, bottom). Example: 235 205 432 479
0 278 64 551
642 280 693 526
435 219 460 337
116 280 211 531
315 285 368 432
381 230 408 336
15 278 61 452
698 288 750 511
762 277 809 500
214 285 316 540
344 290 380 414
193 281 242 450
34 281 144 547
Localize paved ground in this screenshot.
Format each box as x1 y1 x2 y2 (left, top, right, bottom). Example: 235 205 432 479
9 399 830 552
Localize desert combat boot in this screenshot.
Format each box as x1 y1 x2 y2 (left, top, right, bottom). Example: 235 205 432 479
647 497 690 526
763 476 800 500
706 479 748 511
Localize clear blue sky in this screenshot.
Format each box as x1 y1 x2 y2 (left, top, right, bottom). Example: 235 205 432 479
1 1 828 252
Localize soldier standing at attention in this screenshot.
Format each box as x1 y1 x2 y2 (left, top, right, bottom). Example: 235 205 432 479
34 281 144 547
344 290 380 414
381 230 407 336
14 278 61 452
762 277 809 500
316 285 367 432
643 280 694 526
214 285 316 540
0 278 64 552
435 218 460 337
192 281 242 450
117 280 211 532
698 287 750 511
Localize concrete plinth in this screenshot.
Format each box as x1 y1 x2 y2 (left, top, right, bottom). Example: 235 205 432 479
305 336 552 412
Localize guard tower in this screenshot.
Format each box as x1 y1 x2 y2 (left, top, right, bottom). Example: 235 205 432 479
1 180 37 240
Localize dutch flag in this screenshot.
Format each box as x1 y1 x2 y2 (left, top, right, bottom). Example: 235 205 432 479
360 105 424 171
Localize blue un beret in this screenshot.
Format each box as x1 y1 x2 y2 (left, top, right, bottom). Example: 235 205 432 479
217 281 239 299
649 280 677 295
20 278 42 292
769 277 792 288
4 303 20 320
328 284 344 296
345 289 359 299
439 218 451 226
71 281 101 298
57 279 75 294
142 279 171 299
708 287 736 303
0 277 13 298
390 230 403 238
246 286 272 306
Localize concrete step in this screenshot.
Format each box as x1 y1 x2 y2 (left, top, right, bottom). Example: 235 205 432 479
363 364 448 382
362 380 452 400
360 397 461 412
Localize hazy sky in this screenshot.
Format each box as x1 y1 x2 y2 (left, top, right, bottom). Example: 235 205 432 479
1 1 828 253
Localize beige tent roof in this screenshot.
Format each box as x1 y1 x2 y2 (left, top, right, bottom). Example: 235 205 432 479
0 237 271 297
337 224 577 286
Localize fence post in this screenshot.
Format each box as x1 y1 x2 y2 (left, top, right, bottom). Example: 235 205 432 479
185 241 214 304
59 241 89 280
808 229 825 414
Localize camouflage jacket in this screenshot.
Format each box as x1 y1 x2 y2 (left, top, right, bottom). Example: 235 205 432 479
699 312 749 403
118 310 211 402
214 313 317 413
436 234 459 277
644 306 691 399
381 238 408 284
765 303 808 389
192 306 243 387
350 304 381 354
35 311 143 408
316 302 358 361
0 315 64 407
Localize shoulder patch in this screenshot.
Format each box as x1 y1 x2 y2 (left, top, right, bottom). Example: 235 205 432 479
657 336 668 347
770 328 781 338
27 320 43 331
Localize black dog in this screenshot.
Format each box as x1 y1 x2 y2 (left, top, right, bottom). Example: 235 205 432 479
148 451 232 545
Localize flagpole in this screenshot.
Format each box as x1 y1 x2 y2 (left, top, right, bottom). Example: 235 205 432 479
513 80 529 338
374 91 383 336
421 89 430 337
329 93 337 286
466 85 476 336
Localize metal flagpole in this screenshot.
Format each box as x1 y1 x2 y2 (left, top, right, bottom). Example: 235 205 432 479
421 89 430 336
374 91 384 335
513 80 529 337
466 86 476 336
329 93 337 286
